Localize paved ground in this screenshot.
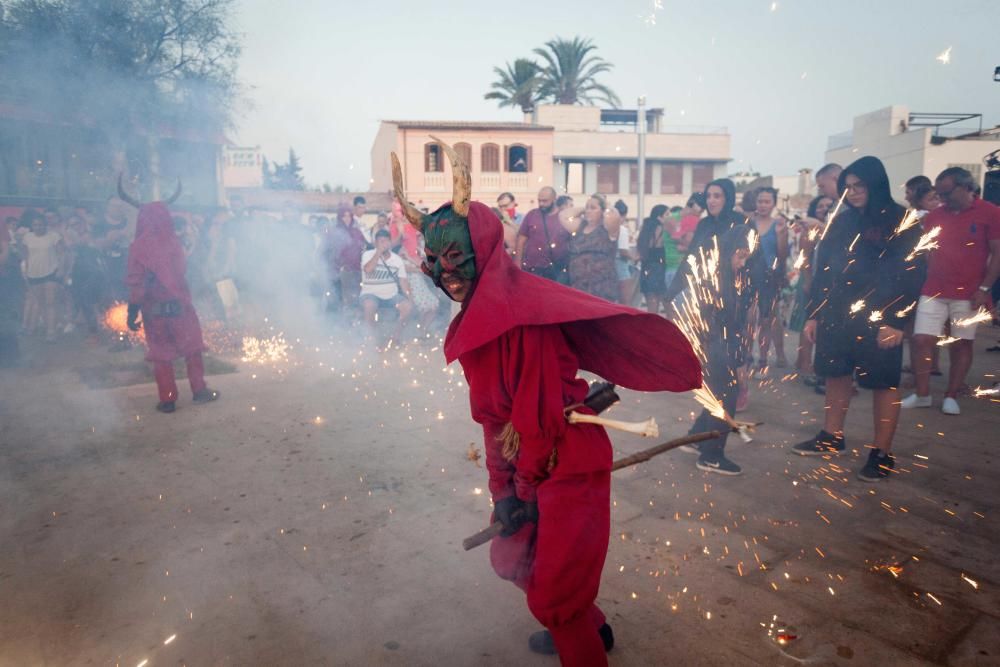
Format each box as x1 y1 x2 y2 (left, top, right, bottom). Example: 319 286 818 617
1 318 998 666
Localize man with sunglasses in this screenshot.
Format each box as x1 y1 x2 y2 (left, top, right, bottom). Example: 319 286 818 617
902 167 1000 415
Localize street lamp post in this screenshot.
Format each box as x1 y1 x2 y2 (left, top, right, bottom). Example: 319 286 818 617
637 96 647 223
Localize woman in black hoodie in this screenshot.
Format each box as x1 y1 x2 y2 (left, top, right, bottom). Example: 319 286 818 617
682 225 756 475
664 178 751 303
792 156 926 482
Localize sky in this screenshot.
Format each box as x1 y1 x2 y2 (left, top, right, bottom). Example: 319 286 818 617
234 0 1000 191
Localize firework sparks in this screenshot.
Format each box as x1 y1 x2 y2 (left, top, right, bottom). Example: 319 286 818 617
894 208 922 236
241 334 290 364
868 310 883 323
895 301 918 319
792 249 807 270
905 226 941 261
936 336 960 347
951 308 992 328
820 191 849 241
972 386 999 398
102 301 145 342
935 46 952 65
639 0 663 25
849 300 866 315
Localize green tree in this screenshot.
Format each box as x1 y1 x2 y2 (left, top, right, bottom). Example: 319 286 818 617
484 58 542 115
0 0 242 175
268 148 305 190
532 36 620 107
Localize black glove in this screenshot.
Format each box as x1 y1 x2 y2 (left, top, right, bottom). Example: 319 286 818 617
127 303 141 332
493 496 525 537
522 501 539 525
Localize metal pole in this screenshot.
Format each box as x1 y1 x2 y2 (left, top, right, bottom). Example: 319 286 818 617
637 96 647 222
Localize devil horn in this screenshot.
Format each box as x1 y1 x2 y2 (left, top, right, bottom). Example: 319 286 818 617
390 152 427 231
429 134 471 217
165 178 182 205
116 173 142 209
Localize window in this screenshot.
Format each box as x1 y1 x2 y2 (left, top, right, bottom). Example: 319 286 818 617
629 164 652 194
692 162 715 193
481 143 500 172
424 142 443 172
596 162 619 194
454 142 472 170
660 163 682 195
506 144 531 172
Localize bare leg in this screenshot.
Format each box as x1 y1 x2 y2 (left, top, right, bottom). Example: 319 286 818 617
772 316 787 365
945 340 973 399
758 315 771 367
912 334 935 397
872 387 901 454
796 335 815 375
391 300 412 342
823 375 854 436
23 284 39 332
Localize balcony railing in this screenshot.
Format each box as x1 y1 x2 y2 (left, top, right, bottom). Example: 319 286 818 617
479 173 501 191
423 172 445 191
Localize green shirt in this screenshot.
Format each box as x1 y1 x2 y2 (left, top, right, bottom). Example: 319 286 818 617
663 233 682 270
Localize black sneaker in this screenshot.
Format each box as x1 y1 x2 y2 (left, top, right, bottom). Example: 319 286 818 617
193 388 220 404
528 623 614 655
696 455 743 476
857 448 895 482
156 401 176 414
792 430 845 456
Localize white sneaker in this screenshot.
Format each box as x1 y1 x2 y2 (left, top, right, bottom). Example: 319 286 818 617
900 393 932 409
941 397 960 415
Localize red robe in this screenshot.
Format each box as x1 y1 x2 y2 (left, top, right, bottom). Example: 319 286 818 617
447 202 700 666
125 202 205 363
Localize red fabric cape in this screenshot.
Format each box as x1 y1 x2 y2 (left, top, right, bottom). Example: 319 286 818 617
444 201 702 393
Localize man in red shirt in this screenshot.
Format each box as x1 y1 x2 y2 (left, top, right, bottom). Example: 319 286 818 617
902 167 1000 415
515 186 570 283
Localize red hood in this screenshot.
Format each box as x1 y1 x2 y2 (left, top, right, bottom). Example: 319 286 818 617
444 201 701 393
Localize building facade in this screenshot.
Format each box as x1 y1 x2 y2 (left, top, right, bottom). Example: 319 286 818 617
825 106 1000 193
370 104 732 216
370 120 554 212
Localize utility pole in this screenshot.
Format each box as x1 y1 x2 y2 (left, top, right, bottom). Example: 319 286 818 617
637 96 647 221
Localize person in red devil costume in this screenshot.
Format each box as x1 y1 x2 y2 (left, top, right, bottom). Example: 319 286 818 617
119 178 220 414
391 141 701 666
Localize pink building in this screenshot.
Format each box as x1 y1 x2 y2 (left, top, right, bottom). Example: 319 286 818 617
370 120 554 212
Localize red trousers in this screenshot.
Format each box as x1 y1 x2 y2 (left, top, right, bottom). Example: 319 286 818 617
490 471 611 667
152 353 206 403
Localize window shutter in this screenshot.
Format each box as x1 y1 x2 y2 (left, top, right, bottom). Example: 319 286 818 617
527 145 533 172
503 145 509 172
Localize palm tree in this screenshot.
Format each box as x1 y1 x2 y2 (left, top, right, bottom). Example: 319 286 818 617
533 36 621 107
484 58 543 115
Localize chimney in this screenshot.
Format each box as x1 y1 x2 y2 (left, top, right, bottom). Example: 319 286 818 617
797 168 812 196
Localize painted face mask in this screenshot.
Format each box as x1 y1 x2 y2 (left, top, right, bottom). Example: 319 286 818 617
421 207 476 286
391 135 476 301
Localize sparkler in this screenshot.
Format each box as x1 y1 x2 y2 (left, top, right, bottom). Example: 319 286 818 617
849 300 866 315
936 336 960 347
868 310 883 323
895 301 917 319
935 46 952 65
820 190 849 241
893 208 921 236
972 386 999 398
792 249 807 270
951 308 992 329
905 226 941 261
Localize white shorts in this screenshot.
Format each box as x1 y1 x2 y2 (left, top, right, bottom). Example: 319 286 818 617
913 296 978 340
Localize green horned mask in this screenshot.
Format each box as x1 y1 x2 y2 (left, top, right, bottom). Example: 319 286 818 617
390 136 476 289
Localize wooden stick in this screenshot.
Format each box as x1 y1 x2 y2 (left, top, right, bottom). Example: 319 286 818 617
461 430 721 551
566 411 659 438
